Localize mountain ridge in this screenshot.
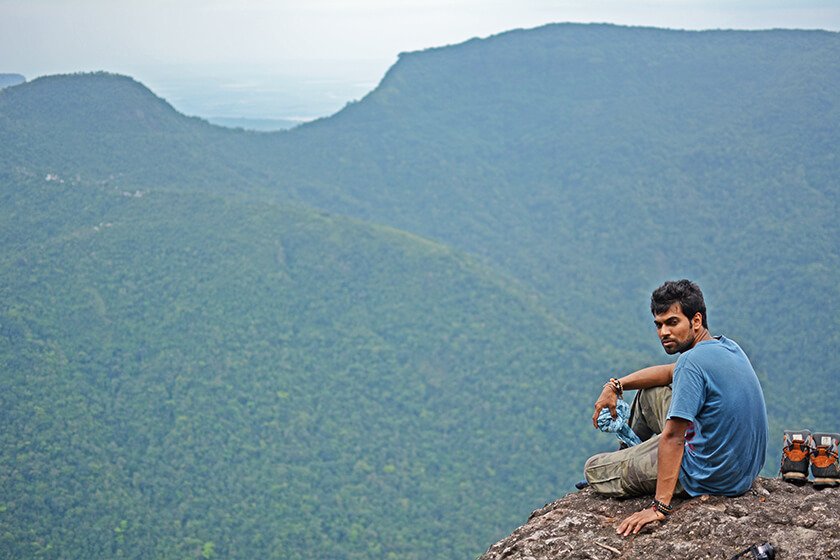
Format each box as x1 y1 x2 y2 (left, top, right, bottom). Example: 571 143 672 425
252 24 840 427
0 72 274 189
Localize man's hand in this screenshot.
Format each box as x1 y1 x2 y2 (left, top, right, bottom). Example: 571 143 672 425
616 507 665 536
592 384 618 428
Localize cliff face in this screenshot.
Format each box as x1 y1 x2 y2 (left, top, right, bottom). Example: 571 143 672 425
479 478 840 560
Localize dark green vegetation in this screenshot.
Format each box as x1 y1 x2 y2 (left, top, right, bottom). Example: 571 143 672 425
1 23 838 559
1 178 600 559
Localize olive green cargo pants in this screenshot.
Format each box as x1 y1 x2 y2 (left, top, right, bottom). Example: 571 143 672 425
584 386 687 497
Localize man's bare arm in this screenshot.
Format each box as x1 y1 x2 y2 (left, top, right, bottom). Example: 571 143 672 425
620 363 675 391
592 363 675 428
652 417 688 505
617 417 689 536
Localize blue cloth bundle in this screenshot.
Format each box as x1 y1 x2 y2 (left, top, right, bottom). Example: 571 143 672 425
596 398 642 447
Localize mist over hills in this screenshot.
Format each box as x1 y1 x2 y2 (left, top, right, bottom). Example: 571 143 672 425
0 74 25 89
205 116 301 131
1 23 839 560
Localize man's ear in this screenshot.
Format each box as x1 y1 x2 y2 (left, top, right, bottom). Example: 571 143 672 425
692 312 703 331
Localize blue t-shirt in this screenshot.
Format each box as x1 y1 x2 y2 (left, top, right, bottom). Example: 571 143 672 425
667 336 768 496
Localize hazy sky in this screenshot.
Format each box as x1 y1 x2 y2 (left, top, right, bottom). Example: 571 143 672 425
2 0 838 119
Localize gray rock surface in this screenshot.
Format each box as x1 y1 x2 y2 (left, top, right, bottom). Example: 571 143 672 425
479 478 839 559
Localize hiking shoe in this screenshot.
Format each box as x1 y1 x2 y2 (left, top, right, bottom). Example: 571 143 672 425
780 429 811 483
809 432 840 487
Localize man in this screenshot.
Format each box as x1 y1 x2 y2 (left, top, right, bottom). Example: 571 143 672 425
584 279 768 536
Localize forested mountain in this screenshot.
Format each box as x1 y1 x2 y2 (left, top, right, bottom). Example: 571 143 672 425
1 177 606 559
259 24 839 397
0 73 264 189
1 23 838 560
259 24 839 439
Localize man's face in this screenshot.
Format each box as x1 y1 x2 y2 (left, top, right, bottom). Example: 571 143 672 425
653 303 700 355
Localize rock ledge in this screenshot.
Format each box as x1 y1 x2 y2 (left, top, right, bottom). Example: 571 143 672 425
479 477 839 559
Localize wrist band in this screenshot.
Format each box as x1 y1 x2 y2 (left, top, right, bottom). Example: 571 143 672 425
605 377 623 398
650 499 673 516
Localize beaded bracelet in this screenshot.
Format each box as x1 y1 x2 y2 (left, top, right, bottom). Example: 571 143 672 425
604 377 623 398
650 499 673 516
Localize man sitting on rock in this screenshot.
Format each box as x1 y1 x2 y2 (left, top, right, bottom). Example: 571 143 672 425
585 279 768 536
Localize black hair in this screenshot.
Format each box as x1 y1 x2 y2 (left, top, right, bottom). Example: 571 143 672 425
650 279 708 328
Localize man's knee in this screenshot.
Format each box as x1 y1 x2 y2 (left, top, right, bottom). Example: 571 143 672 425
583 451 626 497
584 452 604 474
632 386 672 436
584 437 661 497
638 385 672 406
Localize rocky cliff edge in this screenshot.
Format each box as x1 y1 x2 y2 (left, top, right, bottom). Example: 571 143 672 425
479 477 839 559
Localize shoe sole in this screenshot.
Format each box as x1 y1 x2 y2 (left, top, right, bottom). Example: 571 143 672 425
782 475 809 486
781 472 808 480
812 477 839 487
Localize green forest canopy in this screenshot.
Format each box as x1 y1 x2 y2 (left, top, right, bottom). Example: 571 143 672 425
1 23 838 560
